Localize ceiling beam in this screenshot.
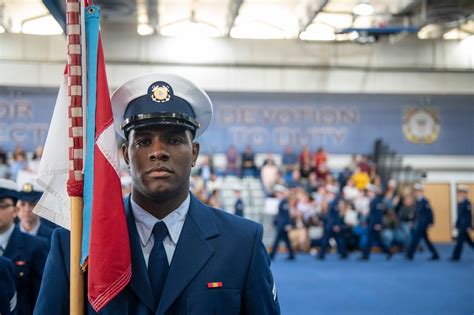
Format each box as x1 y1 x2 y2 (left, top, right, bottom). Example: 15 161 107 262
146 0 159 31
225 0 244 37
297 0 330 36
43 0 66 33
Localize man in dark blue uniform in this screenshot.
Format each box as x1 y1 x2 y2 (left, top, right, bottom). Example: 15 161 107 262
318 185 347 260
269 185 295 261
16 183 55 245
360 185 392 260
0 256 17 315
406 183 439 261
234 188 245 217
34 73 280 314
450 185 473 261
0 179 48 315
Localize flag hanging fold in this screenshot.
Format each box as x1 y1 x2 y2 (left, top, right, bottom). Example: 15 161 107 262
82 5 131 312
34 73 71 229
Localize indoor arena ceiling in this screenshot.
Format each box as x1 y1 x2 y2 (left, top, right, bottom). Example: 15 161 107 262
1 0 474 42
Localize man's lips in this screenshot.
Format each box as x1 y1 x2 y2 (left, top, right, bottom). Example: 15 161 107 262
147 166 173 178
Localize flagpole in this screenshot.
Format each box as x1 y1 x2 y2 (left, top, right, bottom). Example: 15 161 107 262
70 197 85 315
66 0 85 314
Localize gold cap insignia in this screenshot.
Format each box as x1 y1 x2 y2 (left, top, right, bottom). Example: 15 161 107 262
22 183 33 193
151 85 171 103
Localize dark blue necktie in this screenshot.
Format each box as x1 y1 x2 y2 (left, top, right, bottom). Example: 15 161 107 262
148 221 170 309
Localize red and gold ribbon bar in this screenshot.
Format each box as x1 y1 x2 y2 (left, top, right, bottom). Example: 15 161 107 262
207 282 223 289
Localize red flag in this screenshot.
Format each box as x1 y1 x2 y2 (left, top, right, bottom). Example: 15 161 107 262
87 36 131 311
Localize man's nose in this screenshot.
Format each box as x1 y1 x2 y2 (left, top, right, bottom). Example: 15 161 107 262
148 140 170 161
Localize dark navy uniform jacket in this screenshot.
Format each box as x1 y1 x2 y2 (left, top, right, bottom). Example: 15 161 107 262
34 195 280 315
367 196 385 229
414 197 434 230
234 198 244 217
323 198 343 231
37 223 55 245
15 222 54 247
3 226 48 315
273 199 292 230
456 199 472 230
0 256 17 315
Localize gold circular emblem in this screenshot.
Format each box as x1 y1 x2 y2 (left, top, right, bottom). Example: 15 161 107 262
403 108 440 144
151 85 171 103
23 183 33 193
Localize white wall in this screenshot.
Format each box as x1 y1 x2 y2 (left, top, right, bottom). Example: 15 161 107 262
0 30 473 93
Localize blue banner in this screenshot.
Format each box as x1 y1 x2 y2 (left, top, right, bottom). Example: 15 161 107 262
199 92 474 155
0 87 472 155
0 86 57 152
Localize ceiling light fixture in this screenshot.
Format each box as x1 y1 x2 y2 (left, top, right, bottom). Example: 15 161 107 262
21 14 63 35
353 1 374 16
160 10 221 38
443 28 470 40
160 21 220 38
417 24 441 39
137 23 154 36
300 23 336 41
230 20 286 39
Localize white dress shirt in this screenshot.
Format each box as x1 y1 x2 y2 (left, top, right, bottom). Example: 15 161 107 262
0 224 15 255
131 194 190 267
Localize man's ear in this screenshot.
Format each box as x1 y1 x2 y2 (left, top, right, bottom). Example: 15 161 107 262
122 142 130 167
192 142 200 166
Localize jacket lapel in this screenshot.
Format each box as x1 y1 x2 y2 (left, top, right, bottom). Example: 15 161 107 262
157 195 219 314
125 197 156 312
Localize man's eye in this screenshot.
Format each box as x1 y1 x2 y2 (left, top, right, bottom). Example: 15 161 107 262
136 138 151 146
169 138 183 144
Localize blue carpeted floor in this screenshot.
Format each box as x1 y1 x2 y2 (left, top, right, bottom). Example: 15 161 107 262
271 244 474 315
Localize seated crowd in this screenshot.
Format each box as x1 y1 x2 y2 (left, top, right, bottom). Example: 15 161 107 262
186 145 471 262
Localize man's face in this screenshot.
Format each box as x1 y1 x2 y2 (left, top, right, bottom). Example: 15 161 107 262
368 190 376 199
326 191 336 202
415 190 423 198
457 191 467 202
17 200 39 225
0 197 17 233
123 125 199 203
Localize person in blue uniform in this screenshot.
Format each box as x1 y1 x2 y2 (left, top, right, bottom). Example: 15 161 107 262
34 73 280 315
360 185 392 260
234 188 245 217
318 185 347 260
0 256 17 315
450 185 473 261
269 185 295 261
0 179 48 315
16 183 55 245
406 183 439 261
